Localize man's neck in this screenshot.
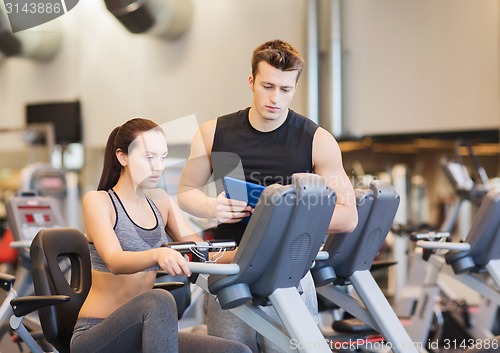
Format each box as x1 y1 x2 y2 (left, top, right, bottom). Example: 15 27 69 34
248 107 289 132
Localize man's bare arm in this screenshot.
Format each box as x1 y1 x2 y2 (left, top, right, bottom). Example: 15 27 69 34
178 119 251 223
313 127 358 233
177 120 217 218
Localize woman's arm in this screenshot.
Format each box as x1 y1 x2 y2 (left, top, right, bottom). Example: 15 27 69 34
151 189 238 263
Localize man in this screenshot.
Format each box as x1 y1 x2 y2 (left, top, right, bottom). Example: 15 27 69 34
178 39 358 352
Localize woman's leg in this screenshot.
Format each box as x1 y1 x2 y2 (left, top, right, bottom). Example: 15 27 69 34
179 332 252 353
204 294 260 353
297 271 319 325
259 271 319 353
204 272 319 353
71 289 178 353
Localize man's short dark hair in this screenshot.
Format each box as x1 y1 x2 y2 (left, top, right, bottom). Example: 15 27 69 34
251 39 304 83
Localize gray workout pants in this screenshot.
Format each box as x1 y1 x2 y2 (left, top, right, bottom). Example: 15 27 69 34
71 289 251 353
204 271 319 353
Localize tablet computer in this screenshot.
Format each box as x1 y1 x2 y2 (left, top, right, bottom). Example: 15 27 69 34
223 176 265 224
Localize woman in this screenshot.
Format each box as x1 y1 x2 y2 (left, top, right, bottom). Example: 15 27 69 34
71 118 251 353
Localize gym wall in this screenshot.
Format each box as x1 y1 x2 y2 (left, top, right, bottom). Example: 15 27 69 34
0 0 309 149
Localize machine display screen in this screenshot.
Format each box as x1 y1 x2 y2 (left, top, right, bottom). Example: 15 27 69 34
15 203 60 243
8 196 65 243
39 177 64 189
18 205 53 225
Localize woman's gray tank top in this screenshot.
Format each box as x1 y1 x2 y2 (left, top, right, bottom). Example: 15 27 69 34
88 189 171 272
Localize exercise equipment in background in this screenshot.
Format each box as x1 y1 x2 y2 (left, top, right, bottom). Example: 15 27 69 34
440 139 490 241
313 180 422 353
395 139 494 318
0 190 66 352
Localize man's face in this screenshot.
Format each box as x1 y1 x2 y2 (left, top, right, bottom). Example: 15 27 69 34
127 129 168 189
249 61 298 122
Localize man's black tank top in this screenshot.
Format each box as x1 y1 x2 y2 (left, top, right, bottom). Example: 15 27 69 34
211 107 318 244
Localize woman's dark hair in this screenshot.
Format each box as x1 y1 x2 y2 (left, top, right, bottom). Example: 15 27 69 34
97 118 161 191
251 39 304 83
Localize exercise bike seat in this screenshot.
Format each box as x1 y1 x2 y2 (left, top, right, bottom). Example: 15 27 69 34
30 228 91 353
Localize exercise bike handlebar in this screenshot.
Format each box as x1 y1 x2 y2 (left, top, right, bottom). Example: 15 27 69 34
163 240 330 260
163 239 240 275
410 231 450 241
416 240 471 252
161 239 237 254
187 262 240 275
9 240 32 249
164 240 329 275
316 251 329 261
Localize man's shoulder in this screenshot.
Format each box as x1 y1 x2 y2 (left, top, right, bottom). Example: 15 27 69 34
198 108 249 142
287 109 319 135
215 108 250 129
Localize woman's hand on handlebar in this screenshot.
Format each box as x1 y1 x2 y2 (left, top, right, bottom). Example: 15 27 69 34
214 192 252 224
156 247 192 277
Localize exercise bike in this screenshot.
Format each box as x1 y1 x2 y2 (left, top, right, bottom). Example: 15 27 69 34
0 192 65 352
412 187 500 351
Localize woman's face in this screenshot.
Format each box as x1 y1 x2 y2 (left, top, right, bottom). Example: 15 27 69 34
127 129 168 189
